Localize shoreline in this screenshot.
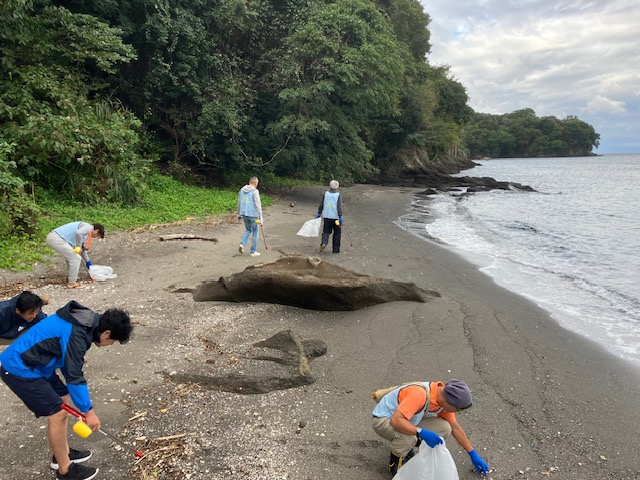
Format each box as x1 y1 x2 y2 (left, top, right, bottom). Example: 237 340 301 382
396 190 640 372
1 184 639 479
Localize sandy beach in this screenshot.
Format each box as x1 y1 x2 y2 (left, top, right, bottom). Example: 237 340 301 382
1 184 639 480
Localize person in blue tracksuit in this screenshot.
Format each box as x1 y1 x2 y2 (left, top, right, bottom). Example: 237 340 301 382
45 221 105 289
0 300 133 480
318 180 343 253
237 177 263 257
0 291 47 341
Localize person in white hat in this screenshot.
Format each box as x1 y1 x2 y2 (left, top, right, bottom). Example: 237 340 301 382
317 180 343 253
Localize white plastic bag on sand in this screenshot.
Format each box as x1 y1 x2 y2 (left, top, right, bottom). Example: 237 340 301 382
89 265 117 282
297 217 321 237
393 442 459 480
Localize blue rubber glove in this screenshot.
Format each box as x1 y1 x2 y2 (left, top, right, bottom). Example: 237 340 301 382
468 450 488 476
85 261 92 269
339 216 343 225
416 427 443 448
315 214 321 219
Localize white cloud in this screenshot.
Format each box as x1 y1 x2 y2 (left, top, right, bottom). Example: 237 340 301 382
585 95 626 114
421 0 640 152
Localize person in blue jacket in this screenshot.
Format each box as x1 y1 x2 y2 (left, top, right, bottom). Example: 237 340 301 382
0 291 47 341
0 300 133 480
318 180 343 253
237 177 263 257
45 222 105 289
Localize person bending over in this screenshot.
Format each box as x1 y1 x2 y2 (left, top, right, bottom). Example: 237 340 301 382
0 301 133 480
372 379 488 477
45 221 105 289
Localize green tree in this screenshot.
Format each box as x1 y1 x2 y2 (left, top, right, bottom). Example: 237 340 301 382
0 1 149 203
0 142 40 237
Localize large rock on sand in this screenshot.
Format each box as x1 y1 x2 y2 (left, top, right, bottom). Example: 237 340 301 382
193 256 436 311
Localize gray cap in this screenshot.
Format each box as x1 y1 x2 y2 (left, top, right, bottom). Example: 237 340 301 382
329 180 339 189
443 379 472 409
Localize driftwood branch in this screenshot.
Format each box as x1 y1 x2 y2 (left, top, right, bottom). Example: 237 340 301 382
159 234 218 242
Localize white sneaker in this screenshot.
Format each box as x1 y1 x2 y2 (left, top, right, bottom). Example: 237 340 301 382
239 244 244 254
250 252 261 257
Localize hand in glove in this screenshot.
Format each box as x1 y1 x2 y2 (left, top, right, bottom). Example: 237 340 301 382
85 261 92 269
339 216 343 225
416 427 443 448
468 450 488 476
316 214 321 219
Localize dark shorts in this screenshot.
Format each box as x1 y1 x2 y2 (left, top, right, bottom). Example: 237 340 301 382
1 367 68 417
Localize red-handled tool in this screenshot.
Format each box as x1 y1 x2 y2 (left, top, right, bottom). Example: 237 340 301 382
61 403 144 458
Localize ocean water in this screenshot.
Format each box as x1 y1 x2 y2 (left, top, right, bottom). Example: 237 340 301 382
397 154 640 366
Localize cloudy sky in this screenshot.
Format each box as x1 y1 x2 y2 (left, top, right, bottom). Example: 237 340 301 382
420 0 640 153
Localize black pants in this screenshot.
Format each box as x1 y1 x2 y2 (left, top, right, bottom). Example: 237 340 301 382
321 219 341 253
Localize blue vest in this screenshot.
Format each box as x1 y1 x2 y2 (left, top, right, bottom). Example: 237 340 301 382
238 188 259 217
54 222 83 246
373 382 441 425
322 191 340 219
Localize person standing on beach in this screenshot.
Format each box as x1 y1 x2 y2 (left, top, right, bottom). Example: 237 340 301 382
237 176 263 257
0 300 133 480
0 291 47 341
45 222 104 289
372 379 489 477
318 180 343 253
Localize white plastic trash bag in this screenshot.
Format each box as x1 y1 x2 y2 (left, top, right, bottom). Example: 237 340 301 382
393 442 459 480
296 217 322 237
89 265 117 282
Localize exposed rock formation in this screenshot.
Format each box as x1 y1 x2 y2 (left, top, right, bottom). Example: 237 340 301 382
193 257 437 311
370 147 535 194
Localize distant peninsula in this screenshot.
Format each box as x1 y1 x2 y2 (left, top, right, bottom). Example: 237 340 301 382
464 108 600 159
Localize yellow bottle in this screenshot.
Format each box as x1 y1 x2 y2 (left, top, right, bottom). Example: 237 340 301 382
73 421 92 438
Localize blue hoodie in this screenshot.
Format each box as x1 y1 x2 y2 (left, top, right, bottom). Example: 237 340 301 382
0 301 99 412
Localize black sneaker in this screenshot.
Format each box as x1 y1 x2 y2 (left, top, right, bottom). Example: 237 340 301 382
56 462 98 480
388 452 407 477
50 448 92 469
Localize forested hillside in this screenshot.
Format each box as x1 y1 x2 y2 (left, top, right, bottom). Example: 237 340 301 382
1 0 599 245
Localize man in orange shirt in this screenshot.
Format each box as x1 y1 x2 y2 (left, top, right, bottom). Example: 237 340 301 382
372 379 488 477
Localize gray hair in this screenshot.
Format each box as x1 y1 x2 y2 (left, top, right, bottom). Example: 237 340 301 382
249 176 259 185
329 180 339 189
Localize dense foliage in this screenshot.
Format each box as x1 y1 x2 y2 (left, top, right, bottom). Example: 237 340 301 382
0 1 151 204
1 0 601 270
464 109 600 158
41 0 472 181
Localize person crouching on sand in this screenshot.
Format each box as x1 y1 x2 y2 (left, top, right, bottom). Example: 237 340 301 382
372 379 488 477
